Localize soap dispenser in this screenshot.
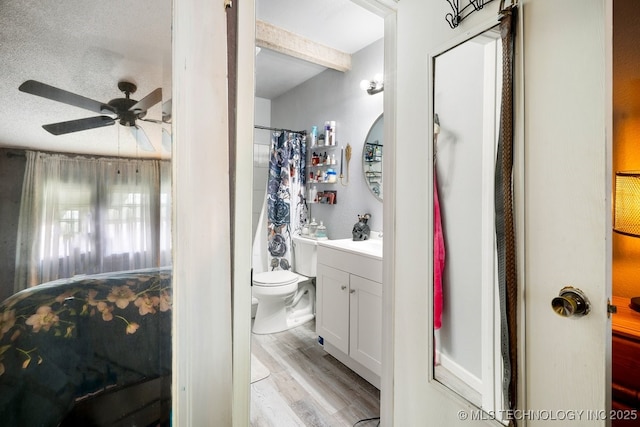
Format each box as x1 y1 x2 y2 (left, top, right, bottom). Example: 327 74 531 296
316 221 327 240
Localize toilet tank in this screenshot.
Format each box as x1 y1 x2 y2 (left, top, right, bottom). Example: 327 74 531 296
292 235 318 277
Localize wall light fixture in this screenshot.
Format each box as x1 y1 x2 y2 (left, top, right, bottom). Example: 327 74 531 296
360 74 384 95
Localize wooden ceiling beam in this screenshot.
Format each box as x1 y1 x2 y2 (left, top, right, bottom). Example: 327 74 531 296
256 20 351 72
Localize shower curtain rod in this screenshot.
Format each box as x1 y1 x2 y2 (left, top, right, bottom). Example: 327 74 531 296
254 125 307 135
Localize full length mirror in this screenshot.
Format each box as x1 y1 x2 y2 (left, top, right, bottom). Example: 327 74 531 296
432 23 504 416
0 1 172 425
363 113 384 201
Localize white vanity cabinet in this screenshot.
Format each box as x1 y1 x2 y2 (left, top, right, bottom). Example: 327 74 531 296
316 240 382 388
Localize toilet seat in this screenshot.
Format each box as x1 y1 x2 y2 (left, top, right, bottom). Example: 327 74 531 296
253 270 299 287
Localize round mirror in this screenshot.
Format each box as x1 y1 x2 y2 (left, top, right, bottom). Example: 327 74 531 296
362 114 383 201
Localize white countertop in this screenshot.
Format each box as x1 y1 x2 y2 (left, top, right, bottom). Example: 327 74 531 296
317 238 383 260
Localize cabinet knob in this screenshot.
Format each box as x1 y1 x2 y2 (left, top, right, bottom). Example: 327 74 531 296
341 285 347 291
350 289 356 294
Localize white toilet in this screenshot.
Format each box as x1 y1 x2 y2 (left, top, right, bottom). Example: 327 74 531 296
252 235 317 335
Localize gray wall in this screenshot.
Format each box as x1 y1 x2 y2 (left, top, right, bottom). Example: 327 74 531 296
270 38 384 239
0 149 26 301
433 38 487 383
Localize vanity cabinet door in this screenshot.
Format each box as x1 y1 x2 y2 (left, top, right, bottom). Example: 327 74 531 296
349 274 382 376
316 263 350 354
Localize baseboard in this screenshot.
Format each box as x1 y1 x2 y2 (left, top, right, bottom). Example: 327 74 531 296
323 341 381 390
435 350 482 406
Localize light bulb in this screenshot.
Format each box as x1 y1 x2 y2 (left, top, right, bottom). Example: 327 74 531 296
360 79 372 91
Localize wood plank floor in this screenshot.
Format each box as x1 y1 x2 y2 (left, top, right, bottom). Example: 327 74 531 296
250 319 381 427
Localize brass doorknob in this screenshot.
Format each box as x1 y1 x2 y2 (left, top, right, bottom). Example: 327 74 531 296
551 286 590 317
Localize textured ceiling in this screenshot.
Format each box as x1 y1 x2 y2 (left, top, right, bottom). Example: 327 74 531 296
0 0 171 158
0 0 382 157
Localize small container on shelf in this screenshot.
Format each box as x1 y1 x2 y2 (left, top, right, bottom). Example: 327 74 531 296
316 221 328 240
326 169 337 183
316 190 337 204
311 152 320 166
309 218 318 237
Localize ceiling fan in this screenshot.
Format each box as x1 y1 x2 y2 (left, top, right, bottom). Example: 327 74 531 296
19 80 168 152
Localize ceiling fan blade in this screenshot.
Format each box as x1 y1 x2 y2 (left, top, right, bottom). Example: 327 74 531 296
129 88 162 113
19 80 109 114
131 125 155 152
42 116 115 135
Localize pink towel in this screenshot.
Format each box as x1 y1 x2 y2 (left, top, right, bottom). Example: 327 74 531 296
433 172 444 330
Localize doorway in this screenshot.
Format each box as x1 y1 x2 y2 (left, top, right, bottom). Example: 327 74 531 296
249 0 394 425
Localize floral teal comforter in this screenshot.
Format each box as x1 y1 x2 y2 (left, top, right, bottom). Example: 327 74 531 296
0 268 172 427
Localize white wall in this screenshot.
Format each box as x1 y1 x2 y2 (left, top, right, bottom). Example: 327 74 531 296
252 97 271 238
270 39 385 238
172 0 233 424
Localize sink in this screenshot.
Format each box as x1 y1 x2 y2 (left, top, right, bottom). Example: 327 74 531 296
317 238 383 260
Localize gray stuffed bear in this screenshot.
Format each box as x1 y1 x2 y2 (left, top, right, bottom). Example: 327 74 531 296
352 213 371 241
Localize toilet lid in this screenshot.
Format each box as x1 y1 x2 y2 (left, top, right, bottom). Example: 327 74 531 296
253 270 298 287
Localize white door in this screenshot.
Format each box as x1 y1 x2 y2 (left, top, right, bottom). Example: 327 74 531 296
392 1 612 425
521 1 611 423
350 274 383 375
316 263 350 354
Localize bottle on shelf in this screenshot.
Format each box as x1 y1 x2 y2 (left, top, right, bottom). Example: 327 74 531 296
324 121 331 147
330 121 336 146
309 185 318 203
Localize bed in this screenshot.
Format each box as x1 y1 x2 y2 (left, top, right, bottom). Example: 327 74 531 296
0 268 172 427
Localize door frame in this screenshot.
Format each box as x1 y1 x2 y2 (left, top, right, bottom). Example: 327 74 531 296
231 0 399 425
